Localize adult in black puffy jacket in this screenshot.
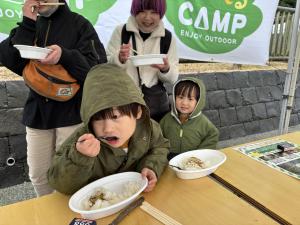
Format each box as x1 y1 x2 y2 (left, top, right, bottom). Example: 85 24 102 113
0 0 107 197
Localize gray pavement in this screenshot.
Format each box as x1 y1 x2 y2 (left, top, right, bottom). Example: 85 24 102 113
1 125 299 206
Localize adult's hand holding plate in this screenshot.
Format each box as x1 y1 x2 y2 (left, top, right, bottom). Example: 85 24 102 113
14 45 52 60
129 54 166 66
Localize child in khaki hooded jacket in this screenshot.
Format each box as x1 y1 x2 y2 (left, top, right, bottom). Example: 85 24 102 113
160 77 219 160
48 64 169 195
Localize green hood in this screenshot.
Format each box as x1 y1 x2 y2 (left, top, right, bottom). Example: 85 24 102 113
171 77 206 121
80 64 148 126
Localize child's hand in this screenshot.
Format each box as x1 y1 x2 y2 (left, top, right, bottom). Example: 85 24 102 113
119 43 131 64
151 57 170 73
141 168 157 192
76 134 101 157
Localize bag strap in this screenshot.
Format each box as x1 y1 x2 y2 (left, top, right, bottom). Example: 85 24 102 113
121 24 142 86
160 28 172 54
121 24 133 45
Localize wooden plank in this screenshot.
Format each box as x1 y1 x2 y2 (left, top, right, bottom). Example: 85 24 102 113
214 132 300 225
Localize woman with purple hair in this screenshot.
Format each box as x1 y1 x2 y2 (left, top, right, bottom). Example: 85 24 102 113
107 0 179 122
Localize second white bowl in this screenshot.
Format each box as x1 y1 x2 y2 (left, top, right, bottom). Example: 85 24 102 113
169 149 226 179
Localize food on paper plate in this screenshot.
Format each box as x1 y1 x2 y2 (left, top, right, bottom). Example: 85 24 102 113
181 156 208 170
82 181 141 210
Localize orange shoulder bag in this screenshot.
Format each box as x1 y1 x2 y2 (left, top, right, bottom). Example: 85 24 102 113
23 60 80 101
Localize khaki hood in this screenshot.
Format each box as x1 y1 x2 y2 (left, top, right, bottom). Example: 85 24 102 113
80 64 148 125
171 77 206 120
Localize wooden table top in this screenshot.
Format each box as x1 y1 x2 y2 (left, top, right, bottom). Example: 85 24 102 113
213 131 300 225
0 168 277 225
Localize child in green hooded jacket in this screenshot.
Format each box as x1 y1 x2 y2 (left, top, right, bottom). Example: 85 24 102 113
160 77 219 160
48 64 169 195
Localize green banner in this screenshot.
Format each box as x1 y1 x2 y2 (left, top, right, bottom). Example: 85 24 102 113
0 0 117 34
166 0 262 53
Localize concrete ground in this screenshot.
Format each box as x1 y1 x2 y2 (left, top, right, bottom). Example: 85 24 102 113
1 125 299 207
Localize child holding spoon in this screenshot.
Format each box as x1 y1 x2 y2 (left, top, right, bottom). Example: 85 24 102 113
48 64 170 195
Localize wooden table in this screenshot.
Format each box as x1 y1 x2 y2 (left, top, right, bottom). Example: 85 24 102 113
0 168 277 225
213 131 300 225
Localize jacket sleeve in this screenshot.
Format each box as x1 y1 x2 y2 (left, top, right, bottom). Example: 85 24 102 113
58 20 107 84
0 17 36 75
197 118 219 150
157 35 179 84
159 114 167 136
136 120 170 178
106 24 127 68
47 131 97 195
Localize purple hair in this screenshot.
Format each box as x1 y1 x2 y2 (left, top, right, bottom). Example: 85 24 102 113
130 0 166 18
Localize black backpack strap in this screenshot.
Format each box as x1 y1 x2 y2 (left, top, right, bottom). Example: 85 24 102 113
121 24 137 55
160 28 172 54
121 24 133 45
121 24 141 85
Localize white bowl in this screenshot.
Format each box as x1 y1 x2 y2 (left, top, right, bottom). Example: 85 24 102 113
14 45 52 60
129 54 165 66
169 150 226 179
69 172 148 220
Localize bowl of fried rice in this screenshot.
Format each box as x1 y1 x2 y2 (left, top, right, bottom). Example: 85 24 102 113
69 172 147 219
169 150 226 179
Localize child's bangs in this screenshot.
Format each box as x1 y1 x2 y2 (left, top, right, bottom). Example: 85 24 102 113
91 103 140 120
175 81 200 100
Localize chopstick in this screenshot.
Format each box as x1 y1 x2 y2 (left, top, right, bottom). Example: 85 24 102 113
109 197 145 225
40 2 65 6
140 201 183 225
21 3 65 6
130 48 140 55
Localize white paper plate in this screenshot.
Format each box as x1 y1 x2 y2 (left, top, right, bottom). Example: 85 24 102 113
69 172 148 220
14 45 52 60
129 54 165 66
169 150 226 179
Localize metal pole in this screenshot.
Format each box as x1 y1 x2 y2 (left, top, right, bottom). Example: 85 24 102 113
282 30 300 133
278 0 300 134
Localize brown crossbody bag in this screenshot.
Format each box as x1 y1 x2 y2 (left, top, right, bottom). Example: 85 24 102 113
23 60 80 101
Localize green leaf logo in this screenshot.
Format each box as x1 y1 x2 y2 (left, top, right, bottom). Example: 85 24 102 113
165 0 263 54
0 0 23 34
68 0 117 25
0 0 117 35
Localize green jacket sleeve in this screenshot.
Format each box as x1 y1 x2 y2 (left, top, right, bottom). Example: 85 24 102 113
137 120 170 178
197 118 219 150
47 132 97 195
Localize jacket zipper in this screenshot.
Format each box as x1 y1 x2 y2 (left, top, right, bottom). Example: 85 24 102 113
179 127 183 153
91 40 100 63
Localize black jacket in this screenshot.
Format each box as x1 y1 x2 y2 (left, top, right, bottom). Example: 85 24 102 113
0 1 107 129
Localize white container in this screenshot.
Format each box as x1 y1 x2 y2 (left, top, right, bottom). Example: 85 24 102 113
169 150 226 180
14 45 52 60
129 54 166 66
69 172 148 220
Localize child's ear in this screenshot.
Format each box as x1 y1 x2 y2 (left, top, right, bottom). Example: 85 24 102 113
136 105 143 119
